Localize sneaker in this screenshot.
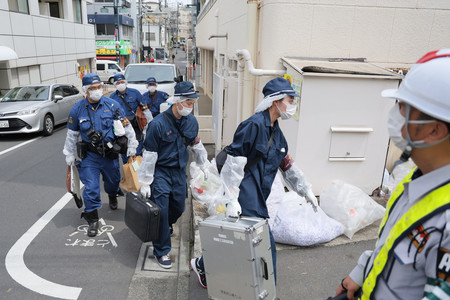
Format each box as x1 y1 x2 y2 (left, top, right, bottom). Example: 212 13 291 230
190 258 207 288
108 194 118 210
156 254 172 269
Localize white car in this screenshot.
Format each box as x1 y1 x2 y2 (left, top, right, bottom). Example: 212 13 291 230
96 60 124 84
0 84 83 136
123 63 183 96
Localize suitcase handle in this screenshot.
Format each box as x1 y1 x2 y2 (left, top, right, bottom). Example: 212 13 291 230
260 257 268 280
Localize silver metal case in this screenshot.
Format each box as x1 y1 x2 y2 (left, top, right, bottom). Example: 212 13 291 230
199 214 277 300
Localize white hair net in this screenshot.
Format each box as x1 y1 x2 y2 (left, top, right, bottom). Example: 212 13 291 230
254 93 287 113
167 95 199 104
82 82 104 94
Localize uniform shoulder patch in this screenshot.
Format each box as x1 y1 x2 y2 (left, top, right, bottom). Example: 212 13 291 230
408 225 429 253
437 247 450 282
68 117 73 124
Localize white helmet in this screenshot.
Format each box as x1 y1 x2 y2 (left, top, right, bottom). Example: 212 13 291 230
382 49 450 123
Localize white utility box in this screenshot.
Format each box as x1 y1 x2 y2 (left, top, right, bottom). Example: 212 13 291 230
280 57 402 194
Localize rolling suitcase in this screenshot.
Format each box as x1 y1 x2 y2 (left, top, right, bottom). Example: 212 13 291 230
199 214 277 300
125 192 160 242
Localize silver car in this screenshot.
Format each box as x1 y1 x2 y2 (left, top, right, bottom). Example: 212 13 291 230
0 84 83 136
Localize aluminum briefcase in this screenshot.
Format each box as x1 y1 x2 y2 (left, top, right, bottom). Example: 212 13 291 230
125 192 160 242
199 214 277 300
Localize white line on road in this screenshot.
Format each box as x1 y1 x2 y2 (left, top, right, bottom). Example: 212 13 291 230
5 192 82 300
0 137 41 156
99 218 118 248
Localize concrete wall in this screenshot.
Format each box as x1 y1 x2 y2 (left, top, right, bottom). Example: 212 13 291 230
0 0 95 93
196 0 450 109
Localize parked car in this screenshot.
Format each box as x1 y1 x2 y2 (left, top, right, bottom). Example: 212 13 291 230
0 84 83 136
123 63 183 96
96 60 124 84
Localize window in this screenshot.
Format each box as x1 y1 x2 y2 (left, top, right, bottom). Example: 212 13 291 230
108 64 120 71
96 24 115 35
53 87 64 99
8 0 29 13
72 0 81 23
72 86 80 95
97 64 105 71
49 2 60 18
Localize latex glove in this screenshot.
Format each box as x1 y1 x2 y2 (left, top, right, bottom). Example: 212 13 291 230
225 199 241 219
305 189 319 212
140 185 151 199
127 147 136 157
66 154 75 166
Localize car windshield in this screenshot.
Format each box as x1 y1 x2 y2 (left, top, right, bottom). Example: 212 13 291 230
1 86 50 102
124 65 175 84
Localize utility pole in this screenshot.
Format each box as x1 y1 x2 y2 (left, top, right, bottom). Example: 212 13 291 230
114 0 120 64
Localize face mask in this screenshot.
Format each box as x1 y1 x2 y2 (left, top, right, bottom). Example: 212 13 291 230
387 103 441 152
387 103 408 151
276 101 296 120
89 89 103 101
177 102 193 116
116 83 127 92
148 86 157 93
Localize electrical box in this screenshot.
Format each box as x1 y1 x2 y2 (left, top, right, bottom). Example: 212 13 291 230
280 57 402 194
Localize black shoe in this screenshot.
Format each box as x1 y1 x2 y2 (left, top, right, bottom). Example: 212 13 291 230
108 194 118 210
117 189 125 197
170 225 173 236
190 258 207 288
81 210 99 237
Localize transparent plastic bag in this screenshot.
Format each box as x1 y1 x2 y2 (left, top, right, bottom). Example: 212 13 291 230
320 180 385 239
189 159 226 216
270 191 345 246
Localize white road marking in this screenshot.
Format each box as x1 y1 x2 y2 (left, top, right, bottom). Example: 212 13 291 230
99 218 118 247
5 192 82 300
0 137 41 156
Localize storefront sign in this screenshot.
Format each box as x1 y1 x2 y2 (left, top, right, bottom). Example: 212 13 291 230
96 40 133 55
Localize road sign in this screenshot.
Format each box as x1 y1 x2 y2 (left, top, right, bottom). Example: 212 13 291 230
131 54 136 59
131 49 136 54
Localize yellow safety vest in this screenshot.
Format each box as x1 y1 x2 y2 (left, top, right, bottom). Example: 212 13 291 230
360 169 450 300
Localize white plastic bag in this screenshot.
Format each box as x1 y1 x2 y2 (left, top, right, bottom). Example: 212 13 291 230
270 191 345 246
189 159 227 216
320 180 385 239
266 171 285 228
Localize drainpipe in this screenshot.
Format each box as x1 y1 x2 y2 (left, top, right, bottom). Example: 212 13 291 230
241 0 258 121
236 48 285 118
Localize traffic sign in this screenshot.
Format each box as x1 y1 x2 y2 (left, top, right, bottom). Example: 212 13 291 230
131 49 136 54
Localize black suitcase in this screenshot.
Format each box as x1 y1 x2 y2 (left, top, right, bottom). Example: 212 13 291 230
125 192 160 242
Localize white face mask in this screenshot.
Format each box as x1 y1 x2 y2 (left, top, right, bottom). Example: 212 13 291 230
387 103 441 152
276 101 296 120
89 89 103 101
148 86 157 93
177 102 193 116
116 83 127 92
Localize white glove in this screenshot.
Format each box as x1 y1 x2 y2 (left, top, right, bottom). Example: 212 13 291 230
66 154 75 166
127 147 136 157
140 185 151 198
225 199 241 219
305 189 319 212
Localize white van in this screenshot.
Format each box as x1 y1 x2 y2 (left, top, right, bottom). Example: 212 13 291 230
96 60 124 84
123 63 183 96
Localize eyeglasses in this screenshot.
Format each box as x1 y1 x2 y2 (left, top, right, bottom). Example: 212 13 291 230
88 84 103 91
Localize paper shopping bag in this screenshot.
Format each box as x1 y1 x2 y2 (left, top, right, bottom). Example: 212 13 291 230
120 156 142 192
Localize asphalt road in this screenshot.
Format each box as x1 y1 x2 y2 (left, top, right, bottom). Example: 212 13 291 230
0 127 142 299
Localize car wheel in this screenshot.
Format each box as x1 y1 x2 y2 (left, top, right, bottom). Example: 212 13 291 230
108 77 114 84
42 114 54 136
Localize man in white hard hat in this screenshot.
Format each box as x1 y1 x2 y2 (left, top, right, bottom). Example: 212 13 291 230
335 49 450 299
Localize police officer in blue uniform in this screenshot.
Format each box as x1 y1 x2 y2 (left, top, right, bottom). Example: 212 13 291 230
190 77 318 289
110 74 152 161
138 81 208 269
142 77 169 118
63 73 138 237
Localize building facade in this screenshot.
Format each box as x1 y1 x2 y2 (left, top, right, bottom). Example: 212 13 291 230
87 0 135 66
0 0 95 95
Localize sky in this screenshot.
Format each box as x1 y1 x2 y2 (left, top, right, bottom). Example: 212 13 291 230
165 0 195 8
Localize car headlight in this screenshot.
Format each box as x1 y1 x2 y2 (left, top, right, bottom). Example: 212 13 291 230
17 108 39 115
